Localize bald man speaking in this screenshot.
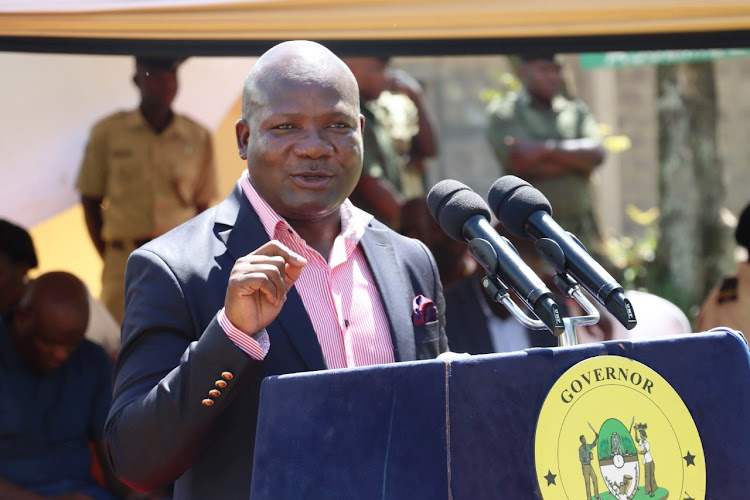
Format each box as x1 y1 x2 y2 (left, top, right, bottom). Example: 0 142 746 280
104 40 447 499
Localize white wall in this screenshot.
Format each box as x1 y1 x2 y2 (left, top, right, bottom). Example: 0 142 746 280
0 52 256 227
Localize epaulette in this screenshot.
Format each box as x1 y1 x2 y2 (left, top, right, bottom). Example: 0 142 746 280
717 277 739 304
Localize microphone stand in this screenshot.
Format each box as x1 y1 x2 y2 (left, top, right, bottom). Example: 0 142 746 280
552 273 600 347
480 273 599 347
474 233 604 347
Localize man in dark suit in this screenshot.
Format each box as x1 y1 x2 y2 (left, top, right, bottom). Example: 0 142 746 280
104 40 447 499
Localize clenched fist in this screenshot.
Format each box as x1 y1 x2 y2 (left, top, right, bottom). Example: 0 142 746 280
224 241 307 335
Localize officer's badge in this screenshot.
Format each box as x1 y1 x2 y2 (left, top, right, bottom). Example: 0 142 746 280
717 276 739 304
534 356 705 499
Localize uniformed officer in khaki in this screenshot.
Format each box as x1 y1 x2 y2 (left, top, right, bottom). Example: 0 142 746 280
76 56 217 323
486 53 605 254
697 201 750 338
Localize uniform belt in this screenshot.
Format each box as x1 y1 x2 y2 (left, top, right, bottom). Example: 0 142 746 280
109 238 152 250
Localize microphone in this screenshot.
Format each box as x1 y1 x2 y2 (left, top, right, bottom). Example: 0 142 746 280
487 175 637 330
427 179 564 335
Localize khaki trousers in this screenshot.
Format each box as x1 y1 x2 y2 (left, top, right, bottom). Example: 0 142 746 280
101 241 141 324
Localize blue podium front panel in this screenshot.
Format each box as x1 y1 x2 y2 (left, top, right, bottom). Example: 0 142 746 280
251 360 450 499
251 330 750 499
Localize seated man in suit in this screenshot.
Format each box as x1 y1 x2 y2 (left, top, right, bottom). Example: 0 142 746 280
105 40 448 499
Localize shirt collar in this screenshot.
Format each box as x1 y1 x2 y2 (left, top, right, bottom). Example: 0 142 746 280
238 171 372 258
518 87 568 113
124 108 189 137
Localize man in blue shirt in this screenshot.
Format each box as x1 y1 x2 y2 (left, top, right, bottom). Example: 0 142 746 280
0 272 132 499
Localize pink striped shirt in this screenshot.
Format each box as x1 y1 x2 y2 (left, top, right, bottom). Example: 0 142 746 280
221 174 395 369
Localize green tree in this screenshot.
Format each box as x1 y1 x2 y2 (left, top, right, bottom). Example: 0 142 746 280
655 61 729 314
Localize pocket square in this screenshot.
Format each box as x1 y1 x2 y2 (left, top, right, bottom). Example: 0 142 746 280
412 294 438 326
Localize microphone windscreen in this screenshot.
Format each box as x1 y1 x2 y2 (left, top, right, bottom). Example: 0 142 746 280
427 180 491 242
488 175 552 238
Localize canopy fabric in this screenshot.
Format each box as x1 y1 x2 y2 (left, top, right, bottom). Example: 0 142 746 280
2 0 750 41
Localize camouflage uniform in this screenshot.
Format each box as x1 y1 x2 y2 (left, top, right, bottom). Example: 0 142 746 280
348 102 404 226
375 91 425 199
76 109 216 322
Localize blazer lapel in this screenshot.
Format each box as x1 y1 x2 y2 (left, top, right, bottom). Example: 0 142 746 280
273 292 327 370
360 224 415 362
213 183 326 371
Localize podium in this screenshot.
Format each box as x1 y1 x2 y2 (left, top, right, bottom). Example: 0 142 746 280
250 329 750 499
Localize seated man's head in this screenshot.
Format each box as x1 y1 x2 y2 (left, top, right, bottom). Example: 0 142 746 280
0 219 38 314
9 272 89 373
236 40 364 224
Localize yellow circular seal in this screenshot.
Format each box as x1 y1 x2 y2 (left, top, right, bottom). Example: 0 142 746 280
535 355 705 500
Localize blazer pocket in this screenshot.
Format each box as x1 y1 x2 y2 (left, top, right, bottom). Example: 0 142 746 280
415 320 440 360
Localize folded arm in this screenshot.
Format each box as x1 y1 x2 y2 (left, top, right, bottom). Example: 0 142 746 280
505 137 605 179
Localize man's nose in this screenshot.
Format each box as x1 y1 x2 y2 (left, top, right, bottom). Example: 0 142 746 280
294 129 334 158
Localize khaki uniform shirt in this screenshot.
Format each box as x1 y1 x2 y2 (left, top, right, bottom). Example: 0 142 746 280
76 109 217 241
696 262 750 340
486 88 602 249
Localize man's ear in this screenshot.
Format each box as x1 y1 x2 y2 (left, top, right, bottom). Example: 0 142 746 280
235 119 249 160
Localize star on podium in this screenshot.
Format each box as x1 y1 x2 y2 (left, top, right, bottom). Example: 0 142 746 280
544 470 556 485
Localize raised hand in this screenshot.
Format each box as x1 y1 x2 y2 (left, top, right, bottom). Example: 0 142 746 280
224 241 307 335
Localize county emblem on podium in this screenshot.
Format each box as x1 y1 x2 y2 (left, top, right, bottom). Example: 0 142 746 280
534 356 705 499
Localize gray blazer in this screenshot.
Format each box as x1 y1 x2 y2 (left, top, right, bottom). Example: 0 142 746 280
104 183 447 500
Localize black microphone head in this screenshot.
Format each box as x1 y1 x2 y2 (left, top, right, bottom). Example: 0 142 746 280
487 175 552 239
426 180 491 242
